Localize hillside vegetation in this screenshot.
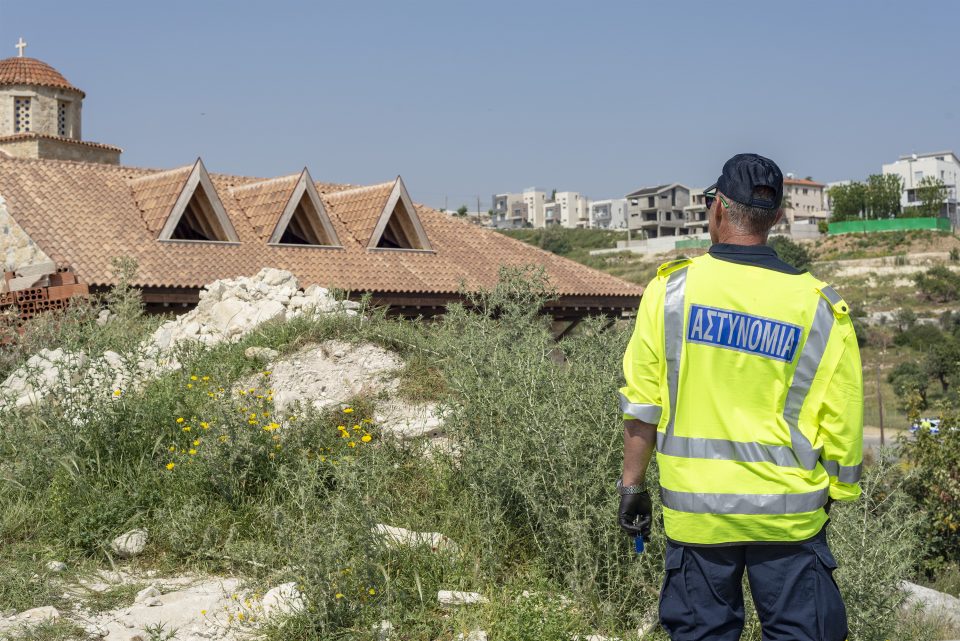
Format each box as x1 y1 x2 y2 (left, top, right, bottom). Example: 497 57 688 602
0 264 957 639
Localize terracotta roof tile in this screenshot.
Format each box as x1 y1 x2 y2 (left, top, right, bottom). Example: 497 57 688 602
0 57 84 96
129 164 193 233
229 174 300 239
783 178 824 187
323 181 396 245
0 156 642 306
0 133 122 152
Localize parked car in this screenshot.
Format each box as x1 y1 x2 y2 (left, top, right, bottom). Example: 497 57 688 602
909 418 941 435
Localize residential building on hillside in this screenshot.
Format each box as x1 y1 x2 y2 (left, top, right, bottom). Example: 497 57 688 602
0 50 642 321
590 199 628 229
624 184 690 238
490 187 548 228
783 177 826 223
882 151 960 224
522 188 548 227
554 191 590 228
683 189 708 234
491 192 525 228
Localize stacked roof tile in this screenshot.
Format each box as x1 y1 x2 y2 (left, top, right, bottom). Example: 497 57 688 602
0 156 642 309
0 57 84 96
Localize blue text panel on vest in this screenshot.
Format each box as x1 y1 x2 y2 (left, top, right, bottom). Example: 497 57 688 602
686 304 802 363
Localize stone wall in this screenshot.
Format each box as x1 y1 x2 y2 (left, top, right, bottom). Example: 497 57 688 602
0 137 120 164
0 84 82 139
0 194 50 271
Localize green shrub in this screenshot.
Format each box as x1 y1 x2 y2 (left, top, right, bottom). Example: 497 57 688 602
914 265 960 302
767 236 812 271
899 407 960 571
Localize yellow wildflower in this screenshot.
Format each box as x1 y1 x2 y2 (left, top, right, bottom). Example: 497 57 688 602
348 441 356 448
320 456 326 462
262 371 271 376
239 390 247 396
165 462 175 470
368 588 376 595
207 392 215 398
193 439 200 446
361 434 372 443
200 422 209 429
182 426 191 432
202 376 209 381
189 449 197 455
169 445 176 452
335 593 344 599
186 383 193 389
176 417 185 423
190 375 198 381
200 610 207 616
237 612 245 621
113 389 122 397
343 408 354 414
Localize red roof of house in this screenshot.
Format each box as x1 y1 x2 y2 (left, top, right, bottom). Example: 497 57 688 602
783 178 824 188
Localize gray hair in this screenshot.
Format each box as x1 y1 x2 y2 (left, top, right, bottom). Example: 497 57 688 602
724 186 781 235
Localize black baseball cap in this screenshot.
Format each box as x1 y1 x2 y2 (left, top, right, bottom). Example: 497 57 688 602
706 153 784 210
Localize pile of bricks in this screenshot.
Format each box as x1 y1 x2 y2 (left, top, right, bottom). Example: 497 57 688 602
1 262 90 343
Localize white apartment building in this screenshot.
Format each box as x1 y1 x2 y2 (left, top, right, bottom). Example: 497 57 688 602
554 191 590 228
783 177 826 223
590 198 628 229
490 187 549 228
882 151 960 224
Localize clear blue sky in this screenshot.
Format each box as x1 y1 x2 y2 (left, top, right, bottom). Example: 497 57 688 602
2 1 958 210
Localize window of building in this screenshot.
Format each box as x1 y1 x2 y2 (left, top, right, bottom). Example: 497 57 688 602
803 188 808 195
14 97 30 133
647 196 655 208
915 171 924 182
57 101 69 136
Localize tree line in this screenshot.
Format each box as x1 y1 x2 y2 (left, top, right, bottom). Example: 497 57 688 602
829 174 948 221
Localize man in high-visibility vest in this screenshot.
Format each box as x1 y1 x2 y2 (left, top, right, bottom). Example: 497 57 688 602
618 153 862 641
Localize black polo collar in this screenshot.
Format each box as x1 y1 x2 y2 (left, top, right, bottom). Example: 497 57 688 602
708 242 805 275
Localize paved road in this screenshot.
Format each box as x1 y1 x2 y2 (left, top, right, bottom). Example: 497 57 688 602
864 425 909 455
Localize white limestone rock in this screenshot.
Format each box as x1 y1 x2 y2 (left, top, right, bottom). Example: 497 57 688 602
261 582 305 618
900 580 960 629
17 605 60 623
45 560 67 573
437 590 488 606
244 346 279 361
110 529 148 558
374 524 459 554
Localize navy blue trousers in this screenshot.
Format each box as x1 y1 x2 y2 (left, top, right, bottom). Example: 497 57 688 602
659 529 848 641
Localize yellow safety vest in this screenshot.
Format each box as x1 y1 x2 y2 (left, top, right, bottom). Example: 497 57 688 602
620 253 864 545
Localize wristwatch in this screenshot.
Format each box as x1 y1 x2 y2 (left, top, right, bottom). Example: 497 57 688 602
616 477 646 495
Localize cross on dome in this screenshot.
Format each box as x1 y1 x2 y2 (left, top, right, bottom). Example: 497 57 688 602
15 37 26 57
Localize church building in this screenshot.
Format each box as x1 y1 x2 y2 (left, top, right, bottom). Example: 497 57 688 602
0 42 641 321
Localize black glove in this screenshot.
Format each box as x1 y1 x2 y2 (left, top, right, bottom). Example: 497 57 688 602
618 491 652 539
824 497 834 515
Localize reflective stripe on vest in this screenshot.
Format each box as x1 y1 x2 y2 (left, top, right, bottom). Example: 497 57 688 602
618 392 662 424
820 459 863 483
660 486 829 515
656 266 836 486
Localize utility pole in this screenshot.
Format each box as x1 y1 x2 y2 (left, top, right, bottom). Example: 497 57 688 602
477 195 481 219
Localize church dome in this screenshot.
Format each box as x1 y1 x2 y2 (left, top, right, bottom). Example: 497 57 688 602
0 56 84 97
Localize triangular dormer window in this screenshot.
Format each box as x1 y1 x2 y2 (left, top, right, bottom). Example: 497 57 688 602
269 170 340 247
162 160 237 242
369 177 432 251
